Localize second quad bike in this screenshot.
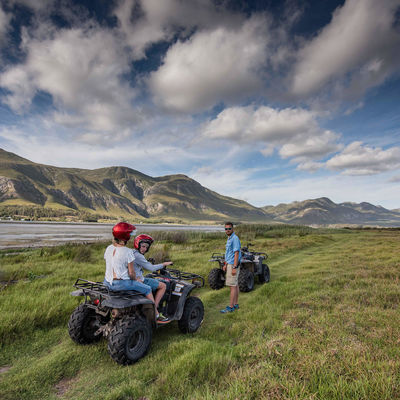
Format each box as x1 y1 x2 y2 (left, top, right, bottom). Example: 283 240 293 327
68 268 204 365
208 243 270 292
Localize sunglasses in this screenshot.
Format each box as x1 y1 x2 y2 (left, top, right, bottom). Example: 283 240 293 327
225 227 232 231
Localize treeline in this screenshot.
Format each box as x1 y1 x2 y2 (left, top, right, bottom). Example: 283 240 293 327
0 205 114 222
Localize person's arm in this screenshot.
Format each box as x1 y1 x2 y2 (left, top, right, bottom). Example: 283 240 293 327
135 253 171 272
231 251 239 276
128 262 136 280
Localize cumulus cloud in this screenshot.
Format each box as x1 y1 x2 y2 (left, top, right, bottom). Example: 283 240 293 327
0 25 141 134
291 0 400 99
201 105 341 162
114 0 242 60
149 16 269 112
0 123 203 173
326 141 400 175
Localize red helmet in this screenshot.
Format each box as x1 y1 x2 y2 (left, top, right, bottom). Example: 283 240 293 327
112 222 136 242
134 234 154 252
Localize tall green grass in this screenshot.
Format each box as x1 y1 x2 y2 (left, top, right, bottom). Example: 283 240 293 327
0 228 399 399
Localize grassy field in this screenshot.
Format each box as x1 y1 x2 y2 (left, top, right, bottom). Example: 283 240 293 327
0 226 399 399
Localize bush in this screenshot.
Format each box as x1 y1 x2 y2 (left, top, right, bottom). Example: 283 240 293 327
148 244 170 263
56 243 93 263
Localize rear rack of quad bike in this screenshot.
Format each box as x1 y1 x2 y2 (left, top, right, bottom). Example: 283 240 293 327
209 253 225 262
73 278 145 299
154 268 205 287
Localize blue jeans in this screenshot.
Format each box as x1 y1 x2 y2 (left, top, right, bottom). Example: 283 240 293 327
103 279 151 295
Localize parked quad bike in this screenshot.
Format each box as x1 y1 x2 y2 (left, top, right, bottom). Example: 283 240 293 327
68 268 205 365
208 243 270 292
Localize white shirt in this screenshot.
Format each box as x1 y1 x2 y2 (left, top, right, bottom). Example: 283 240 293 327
104 245 135 284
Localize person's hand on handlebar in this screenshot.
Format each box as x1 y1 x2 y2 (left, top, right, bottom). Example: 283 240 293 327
162 261 173 267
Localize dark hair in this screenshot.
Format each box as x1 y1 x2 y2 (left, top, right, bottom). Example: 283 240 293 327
113 237 127 245
224 222 233 227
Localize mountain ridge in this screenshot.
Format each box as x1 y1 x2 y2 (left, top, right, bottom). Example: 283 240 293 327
1 148 400 226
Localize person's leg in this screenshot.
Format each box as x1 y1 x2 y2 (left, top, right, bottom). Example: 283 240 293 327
229 286 236 308
154 281 166 308
221 264 236 313
143 278 165 308
233 284 239 306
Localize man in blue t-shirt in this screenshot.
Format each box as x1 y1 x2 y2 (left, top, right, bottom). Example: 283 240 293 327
221 222 241 313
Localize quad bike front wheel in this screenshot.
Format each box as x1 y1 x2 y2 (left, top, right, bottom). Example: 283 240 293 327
107 316 152 365
258 264 270 284
238 268 255 292
178 297 204 333
208 268 225 290
68 304 102 345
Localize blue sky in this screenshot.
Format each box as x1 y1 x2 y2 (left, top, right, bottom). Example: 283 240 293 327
0 0 400 208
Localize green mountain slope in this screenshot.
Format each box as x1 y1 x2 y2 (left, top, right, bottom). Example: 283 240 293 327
0 149 269 223
1 148 399 225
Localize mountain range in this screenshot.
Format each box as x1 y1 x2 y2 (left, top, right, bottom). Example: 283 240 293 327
1 148 400 226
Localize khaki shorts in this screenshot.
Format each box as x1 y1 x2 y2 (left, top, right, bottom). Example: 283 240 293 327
225 264 240 287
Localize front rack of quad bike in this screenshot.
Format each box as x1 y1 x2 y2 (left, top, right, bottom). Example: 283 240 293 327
154 268 205 287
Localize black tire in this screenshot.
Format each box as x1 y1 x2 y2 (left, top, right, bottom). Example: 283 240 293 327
258 264 271 284
208 268 225 290
68 304 101 344
107 317 152 365
238 268 254 292
178 296 204 334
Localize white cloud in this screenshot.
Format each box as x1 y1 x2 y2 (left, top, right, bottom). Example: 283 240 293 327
190 164 400 209
149 16 269 112
201 105 341 161
279 130 341 160
0 25 141 134
244 174 400 209
114 0 242 60
292 0 400 98
326 141 400 175
296 161 324 173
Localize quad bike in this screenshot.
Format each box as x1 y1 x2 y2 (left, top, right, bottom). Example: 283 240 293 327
208 243 270 292
68 267 204 365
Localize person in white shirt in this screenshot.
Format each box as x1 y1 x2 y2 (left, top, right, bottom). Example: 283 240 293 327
103 222 154 304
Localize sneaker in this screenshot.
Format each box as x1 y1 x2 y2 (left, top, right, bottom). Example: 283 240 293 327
234 304 239 310
156 313 170 323
220 306 234 313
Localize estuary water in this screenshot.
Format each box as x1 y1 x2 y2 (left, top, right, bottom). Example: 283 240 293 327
0 221 223 249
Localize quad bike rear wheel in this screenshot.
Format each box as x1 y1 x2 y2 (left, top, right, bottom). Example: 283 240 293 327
68 304 102 344
258 264 270 283
107 316 152 365
178 297 204 333
208 268 225 290
238 268 255 292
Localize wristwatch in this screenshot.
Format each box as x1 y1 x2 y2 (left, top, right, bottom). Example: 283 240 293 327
232 265 238 269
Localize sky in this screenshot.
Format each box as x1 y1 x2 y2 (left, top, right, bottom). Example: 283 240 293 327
0 0 400 209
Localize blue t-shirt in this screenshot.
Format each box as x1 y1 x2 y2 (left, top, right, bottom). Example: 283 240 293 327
225 232 241 265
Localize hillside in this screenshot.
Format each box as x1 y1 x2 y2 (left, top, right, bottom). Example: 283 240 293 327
0 148 268 223
1 148 400 225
